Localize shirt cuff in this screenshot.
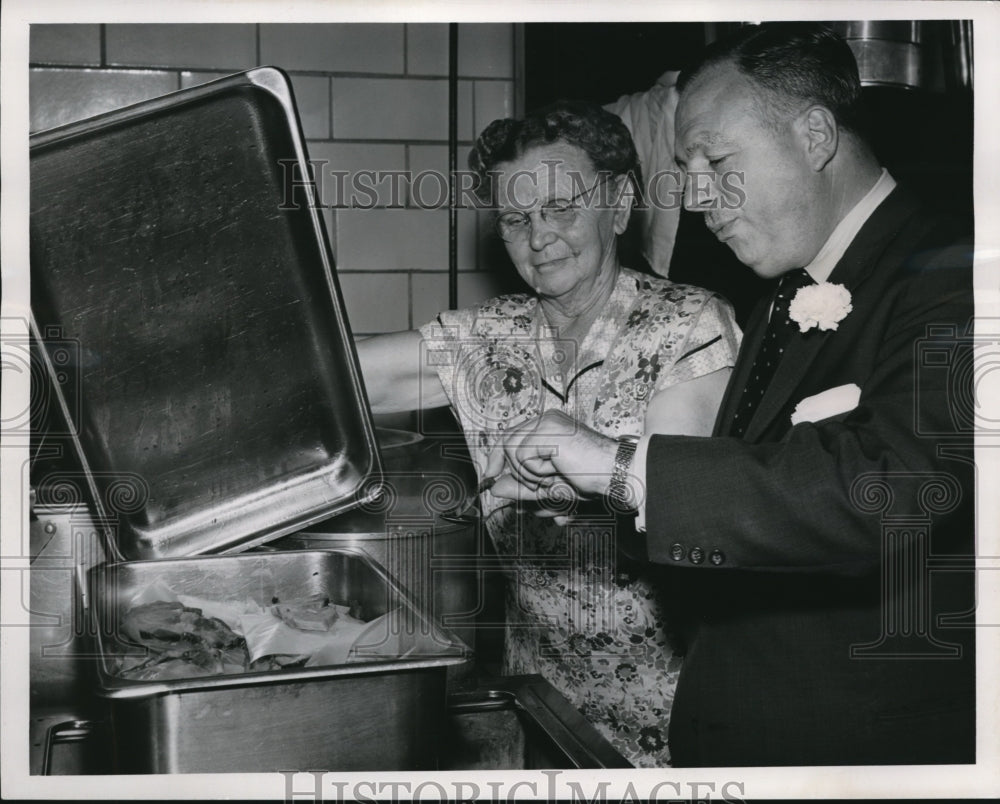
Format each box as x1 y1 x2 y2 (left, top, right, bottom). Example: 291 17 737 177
632 433 651 532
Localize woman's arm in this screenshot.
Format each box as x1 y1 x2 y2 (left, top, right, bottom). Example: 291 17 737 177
356 330 450 414
643 366 731 437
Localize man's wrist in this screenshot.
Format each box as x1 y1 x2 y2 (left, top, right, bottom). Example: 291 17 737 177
588 436 619 497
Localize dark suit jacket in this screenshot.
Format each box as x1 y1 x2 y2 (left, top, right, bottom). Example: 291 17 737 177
645 187 976 766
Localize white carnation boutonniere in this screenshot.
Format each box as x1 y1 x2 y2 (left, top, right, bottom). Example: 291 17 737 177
788 282 853 333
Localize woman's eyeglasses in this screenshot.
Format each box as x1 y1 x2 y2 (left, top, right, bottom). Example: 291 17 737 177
494 175 617 242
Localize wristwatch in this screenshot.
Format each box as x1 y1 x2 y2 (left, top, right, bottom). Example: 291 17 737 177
608 435 639 507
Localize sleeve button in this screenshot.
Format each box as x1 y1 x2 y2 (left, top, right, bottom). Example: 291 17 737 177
709 549 725 565
669 543 685 561
688 546 705 564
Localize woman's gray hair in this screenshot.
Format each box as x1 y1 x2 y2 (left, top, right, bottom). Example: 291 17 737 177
468 99 643 205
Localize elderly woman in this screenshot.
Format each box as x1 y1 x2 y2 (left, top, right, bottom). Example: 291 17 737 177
357 100 739 766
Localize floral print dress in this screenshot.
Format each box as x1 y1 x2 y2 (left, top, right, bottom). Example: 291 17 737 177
420 267 740 766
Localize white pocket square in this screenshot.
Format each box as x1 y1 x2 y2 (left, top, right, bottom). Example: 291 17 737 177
790 383 861 425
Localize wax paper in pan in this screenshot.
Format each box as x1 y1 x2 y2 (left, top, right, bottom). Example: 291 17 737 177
122 578 420 667
240 608 367 666
348 606 460 660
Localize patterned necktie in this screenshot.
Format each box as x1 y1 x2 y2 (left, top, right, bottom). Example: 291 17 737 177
730 268 814 437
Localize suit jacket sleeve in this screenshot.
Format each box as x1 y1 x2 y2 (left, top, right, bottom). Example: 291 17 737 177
643 222 974 573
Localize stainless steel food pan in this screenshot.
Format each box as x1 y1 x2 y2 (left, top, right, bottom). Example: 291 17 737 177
37 674 632 773
87 548 468 772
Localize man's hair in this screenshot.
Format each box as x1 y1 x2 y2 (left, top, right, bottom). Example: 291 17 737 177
678 23 865 135
468 99 642 205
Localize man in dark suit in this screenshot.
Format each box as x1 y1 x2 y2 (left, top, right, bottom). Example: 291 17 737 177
488 23 975 766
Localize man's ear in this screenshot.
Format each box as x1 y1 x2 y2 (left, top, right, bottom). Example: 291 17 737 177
612 175 637 235
798 105 839 171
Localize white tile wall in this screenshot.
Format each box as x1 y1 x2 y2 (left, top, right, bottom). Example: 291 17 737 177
336 208 449 272
331 77 474 141
338 272 410 334
29 24 102 65
308 141 407 208
474 80 515 133
410 272 451 328
105 24 257 70
459 24 515 78
260 23 405 74
405 24 449 76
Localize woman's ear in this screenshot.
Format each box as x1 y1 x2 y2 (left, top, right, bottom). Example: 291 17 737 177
613 175 637 235
798 105 838 171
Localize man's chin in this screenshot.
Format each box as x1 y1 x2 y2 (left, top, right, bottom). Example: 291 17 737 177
723 241 787 279
723 241 758 273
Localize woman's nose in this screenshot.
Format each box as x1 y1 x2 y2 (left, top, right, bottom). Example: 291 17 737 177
683 170 720 212
527 212 558 250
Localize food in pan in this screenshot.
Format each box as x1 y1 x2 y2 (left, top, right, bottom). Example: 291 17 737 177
111 595 364 680
270 593 339 631
116 601 250 680
121 600 245 651
118 645 252 681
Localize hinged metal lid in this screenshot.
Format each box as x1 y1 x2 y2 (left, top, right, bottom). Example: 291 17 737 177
30 67 381 560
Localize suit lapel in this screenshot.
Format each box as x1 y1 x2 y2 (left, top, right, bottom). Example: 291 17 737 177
739 187 920 441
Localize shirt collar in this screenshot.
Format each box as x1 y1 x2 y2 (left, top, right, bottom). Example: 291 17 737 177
802 168 897 284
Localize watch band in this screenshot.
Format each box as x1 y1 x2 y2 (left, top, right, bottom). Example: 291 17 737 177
608 436 638 507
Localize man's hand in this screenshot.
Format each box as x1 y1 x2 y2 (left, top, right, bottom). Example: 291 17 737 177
485 410 619 502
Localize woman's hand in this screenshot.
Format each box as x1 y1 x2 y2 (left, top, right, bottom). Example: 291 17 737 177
485 410 619 503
